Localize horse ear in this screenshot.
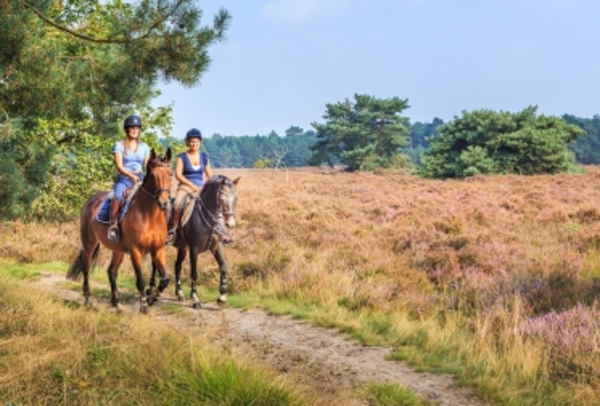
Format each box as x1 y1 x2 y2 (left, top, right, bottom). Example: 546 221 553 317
232 176 241 186
166 147 172 162
150 149 157 160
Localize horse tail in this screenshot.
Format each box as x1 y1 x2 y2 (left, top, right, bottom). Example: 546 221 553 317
67 244 100 280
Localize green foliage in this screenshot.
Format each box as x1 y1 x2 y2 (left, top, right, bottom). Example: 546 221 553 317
0 0 230 220
254 158 272 169
409 118 444 149
309 94 413 171
203 128 318 169
420 107 584 178
0 118 53 219
564 114 600 164
363 382 432 406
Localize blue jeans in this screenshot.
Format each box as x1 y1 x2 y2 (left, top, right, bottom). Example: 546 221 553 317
113 173 144 202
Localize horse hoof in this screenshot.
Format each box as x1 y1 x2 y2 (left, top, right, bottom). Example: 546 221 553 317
217 297 227 307
176 291 185 302
115 304 124 314
193 302 202 309
140 305 149 314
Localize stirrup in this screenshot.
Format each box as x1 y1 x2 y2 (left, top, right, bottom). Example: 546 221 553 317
165 229 176 246
221 234 234 247
107 225 119 241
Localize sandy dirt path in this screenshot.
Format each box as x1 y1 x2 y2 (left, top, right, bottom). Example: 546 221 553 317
32 272 487 406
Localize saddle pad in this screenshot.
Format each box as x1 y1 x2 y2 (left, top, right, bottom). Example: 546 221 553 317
95 195 132 224
96 197 111 224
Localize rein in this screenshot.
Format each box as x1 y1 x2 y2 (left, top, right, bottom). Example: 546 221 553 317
140 184 171 202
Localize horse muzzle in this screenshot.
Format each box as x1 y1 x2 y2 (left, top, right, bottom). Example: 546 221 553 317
224 214 236 228
155 189 171 211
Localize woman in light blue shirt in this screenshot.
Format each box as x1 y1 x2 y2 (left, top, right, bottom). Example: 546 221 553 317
107 115 150 241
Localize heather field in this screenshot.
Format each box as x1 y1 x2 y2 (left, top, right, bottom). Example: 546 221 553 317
3 166 600 405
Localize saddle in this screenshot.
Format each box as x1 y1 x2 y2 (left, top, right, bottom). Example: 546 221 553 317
96 184 141 224
180 193 198 227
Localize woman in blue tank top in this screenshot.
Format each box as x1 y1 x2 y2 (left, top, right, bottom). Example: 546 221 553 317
166 128 233 245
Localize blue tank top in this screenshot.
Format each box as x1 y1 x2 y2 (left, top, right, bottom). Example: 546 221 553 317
179 152 208 187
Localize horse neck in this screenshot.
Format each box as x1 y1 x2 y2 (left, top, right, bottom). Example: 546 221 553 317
131 180 163 219
198 184 220 217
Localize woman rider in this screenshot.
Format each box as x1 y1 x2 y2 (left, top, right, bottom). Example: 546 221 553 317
107 114 150 241
166 128 233 245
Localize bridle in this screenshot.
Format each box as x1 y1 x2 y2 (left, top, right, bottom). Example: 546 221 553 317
219 187 236 220
197 180 237 237
139 161 171 207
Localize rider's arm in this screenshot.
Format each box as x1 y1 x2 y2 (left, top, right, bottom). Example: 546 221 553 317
114 151 140 183
204 161 214 179
143 148 150 169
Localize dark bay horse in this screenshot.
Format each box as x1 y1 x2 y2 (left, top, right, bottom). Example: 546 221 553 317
152 174 240 309
67 149 172 313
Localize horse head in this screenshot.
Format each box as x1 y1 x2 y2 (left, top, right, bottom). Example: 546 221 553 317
219 176 240 229
144 148 172 211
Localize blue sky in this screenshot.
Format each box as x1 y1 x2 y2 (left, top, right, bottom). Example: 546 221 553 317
154 0 600 138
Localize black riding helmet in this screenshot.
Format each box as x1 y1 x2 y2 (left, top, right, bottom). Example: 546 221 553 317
124 115 142 129
186 128 202 141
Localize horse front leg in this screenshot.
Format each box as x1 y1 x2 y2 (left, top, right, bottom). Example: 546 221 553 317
189 246 201 309
107 251 125 312
147 248 170 306
214 245 228 306
147 260 159 306
130 249 149 314
174 248 187 302
148 260 158 294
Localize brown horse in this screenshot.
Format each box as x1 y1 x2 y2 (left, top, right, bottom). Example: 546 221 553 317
150 174 240 308
67 148 172 313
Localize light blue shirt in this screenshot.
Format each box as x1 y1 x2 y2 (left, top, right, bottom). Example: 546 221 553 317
113 141 150 174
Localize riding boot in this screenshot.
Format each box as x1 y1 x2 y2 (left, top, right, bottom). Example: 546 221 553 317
166 207 182 245
107 199 121 241
219 216 234 246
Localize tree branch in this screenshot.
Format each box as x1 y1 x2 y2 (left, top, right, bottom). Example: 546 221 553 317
23 0 185 44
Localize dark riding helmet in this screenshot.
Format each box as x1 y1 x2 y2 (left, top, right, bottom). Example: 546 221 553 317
185 128 202 141
123 115 142 129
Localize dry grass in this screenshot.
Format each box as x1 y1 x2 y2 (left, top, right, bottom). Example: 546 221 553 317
3 166 600 404
0 275 305 406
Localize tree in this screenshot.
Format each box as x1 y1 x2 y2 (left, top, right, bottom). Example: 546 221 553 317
410 118 444 149
563 114 600 164
420 107 584 179
283 129 317 167
285 126 304 137
309 94 412 171
0 0 230 219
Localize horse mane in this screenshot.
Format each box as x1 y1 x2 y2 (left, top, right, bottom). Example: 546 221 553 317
201 174 230 196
